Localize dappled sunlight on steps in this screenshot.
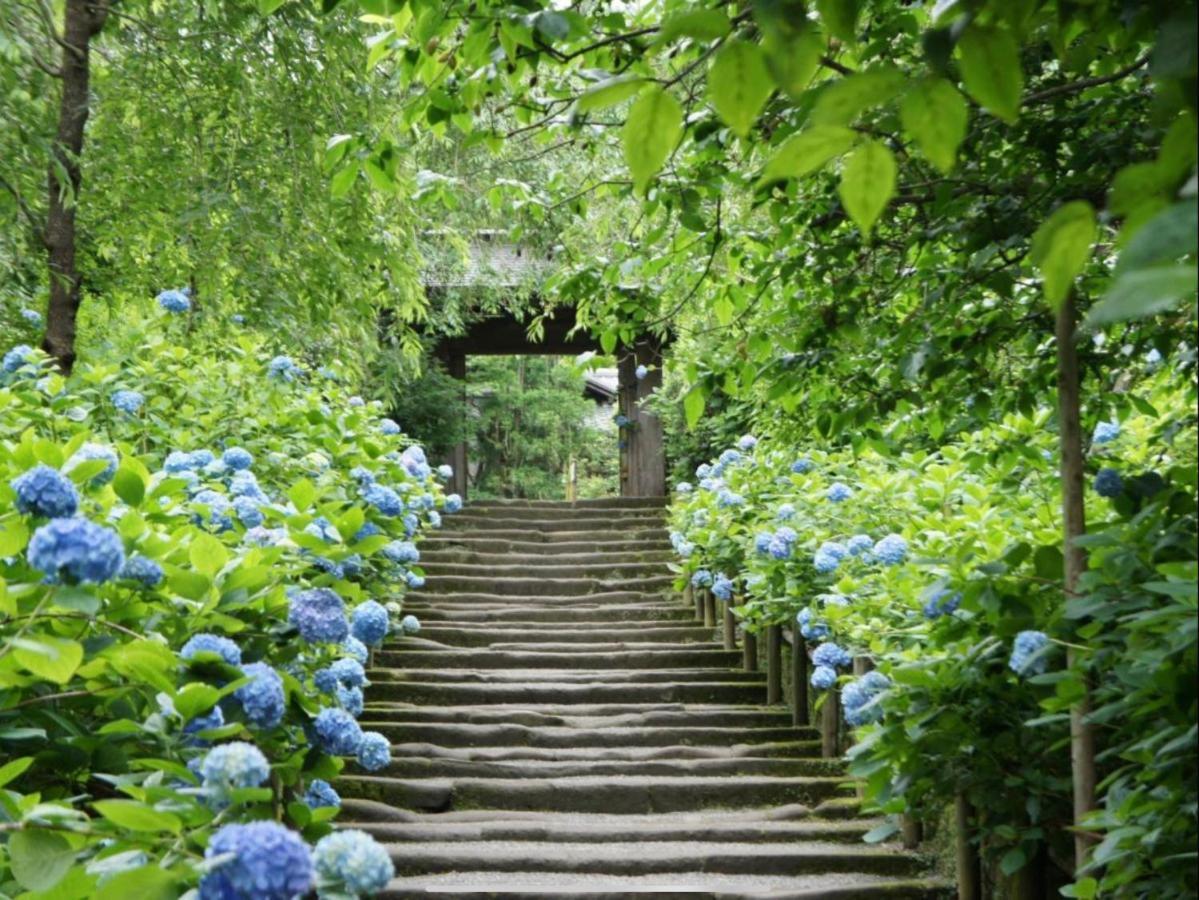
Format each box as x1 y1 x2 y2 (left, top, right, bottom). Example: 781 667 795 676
337 498 952 899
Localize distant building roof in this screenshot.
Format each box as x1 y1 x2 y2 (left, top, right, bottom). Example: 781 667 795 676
423 230 552 291
583 367 618 402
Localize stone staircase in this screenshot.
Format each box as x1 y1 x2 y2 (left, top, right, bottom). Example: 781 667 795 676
338 498 950 898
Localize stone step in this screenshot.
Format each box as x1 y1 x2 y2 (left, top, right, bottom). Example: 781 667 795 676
402 591 675 607
377 871 951 899
416 575 676 597
380 741 822 763
420 537 672 555
356 703 793 728
366 670 766 687
413 624 712 646
425 527 667 544
419 550 674 567
376 648 742 670
442 515 667 533
418 561 671 580
399 604 694 623
337 774 853 813
466 498 667 511
378 755 842 780
355 721 815 748
363 679 767 705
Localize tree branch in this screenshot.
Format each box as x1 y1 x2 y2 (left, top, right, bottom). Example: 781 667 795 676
1025 53 1150 104
0 173 46 243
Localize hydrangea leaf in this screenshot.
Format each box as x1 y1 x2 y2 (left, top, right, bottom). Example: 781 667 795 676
621 87 683 194
8 829 74 891
899 78 968 174
92 799 182 834
956 25 1023 123
1028 201 1096 309
174 682 221 719
189 533 228 576
837 140 897 239
112 466 145 507
708 40 774 137
13 636 83 684
683 385 706 430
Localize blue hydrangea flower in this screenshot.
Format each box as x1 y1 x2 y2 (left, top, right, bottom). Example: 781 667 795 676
313 707 364 755
229 470 266 500
775 503 796 521
231 496 264 529
12 465 79 518
753 533 774 554
183 705 225 746
157 289 191 313
796 607 829 641
2 344 36 373
826 482 853 503
121 554 164 587
873 534 908 566
695 463 712 478
329 658 367 688
812 642 852 669
675 482 693 494
813 541 848 574
163 451 194 474
1145 347 1163 367
289 588 349 644
1092 421 1120 445
337 684 364 717
304 516 342 544
716 489 745 508
356 731 391 771
379 418 401 435
28 517 124 584
382 540 420 564
314 667 339 695
810 665 838 690
1094 468 1123 498
400 614 421 635
842 671 890 726
199 741 270 806
222 447 254 471
363 483 403 517
243 525 285 547
846 534 873 557
436 464 453 480
267 355 300 381
64 443 118 487
348 395 365 407
351 600 389 648
231 313 246 324
634 364 648 380
922 587 962 619
341 636 369 664
199 820 313 900
181 633 242 666
191 449 216 468
765 536 788 560
1009 630 1051 676
711 573 734 602
406 572 426 590
614 414 631 428
444 493 463 513
303 778 340 810
790 458 813 474
690 569 714 588
20 308 42 327
191 489 233 531
235 662 285 729
350 467 376 486
112 389 144 414
313 829 394 895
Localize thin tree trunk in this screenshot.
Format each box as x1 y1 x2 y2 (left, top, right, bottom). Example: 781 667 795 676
41 0 111 372
1056 293 1097 872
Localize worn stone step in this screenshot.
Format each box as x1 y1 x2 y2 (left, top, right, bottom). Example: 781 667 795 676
414 624 711 646
420 537 672 555
480 641 731 654
364 679 767 705
355 722 815 748
419 561 671 580
417 575 676 597
380 755 842 780
357 703 792 728
399 604 694 623
442 515 667 533
380 741 823 763
466 498 667 511
425 528 667 544
419 550 674 567
366 670 766 688
376 648 742 670
377 871 951 899
402 591 675 607
337 774 853 813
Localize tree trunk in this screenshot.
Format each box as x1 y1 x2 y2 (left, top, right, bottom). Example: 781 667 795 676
1056 293 1097 872
41 0 110 373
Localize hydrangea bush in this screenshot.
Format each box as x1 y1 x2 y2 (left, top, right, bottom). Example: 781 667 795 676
0 332 455 896
667 380 1197 894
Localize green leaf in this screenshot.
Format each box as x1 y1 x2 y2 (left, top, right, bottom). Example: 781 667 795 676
707 40 774 138
761 125 857 183
92 865 179 900
575 76 646 114
256 0 287 13
862 820 900 843
1116 199 1197 273
288 478 317 511
51 586 100 615
621 87 684 194
956 25 1023 123
0 756 34 789
169 569 211 601
13 637 83 684
329 162 359 198
837 140 897 238
8 829 74 891
761 24 824 99
816 0 861 42
658 9 731 43
93 799 182 833
533 11 569 41
174 682 221 720
1028 201 1096 308
899 78 968 174
189 533 228 576
683 385 706 430
1083 264 1198 327
0 517 29 557
108 642 177 694
811 66 905 125
999 846 1027 876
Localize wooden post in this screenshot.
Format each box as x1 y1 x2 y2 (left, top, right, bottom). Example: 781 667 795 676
690 584 704 621
766 625 782 704
853 656 874 676
722 600 736 650
955 793 982 900
900 814 923 850
702 589 716 628
821 689 840 758
617 341 666 497
683 582 694 615
742 630 758 672
791 628 809 726
444 351 469 500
